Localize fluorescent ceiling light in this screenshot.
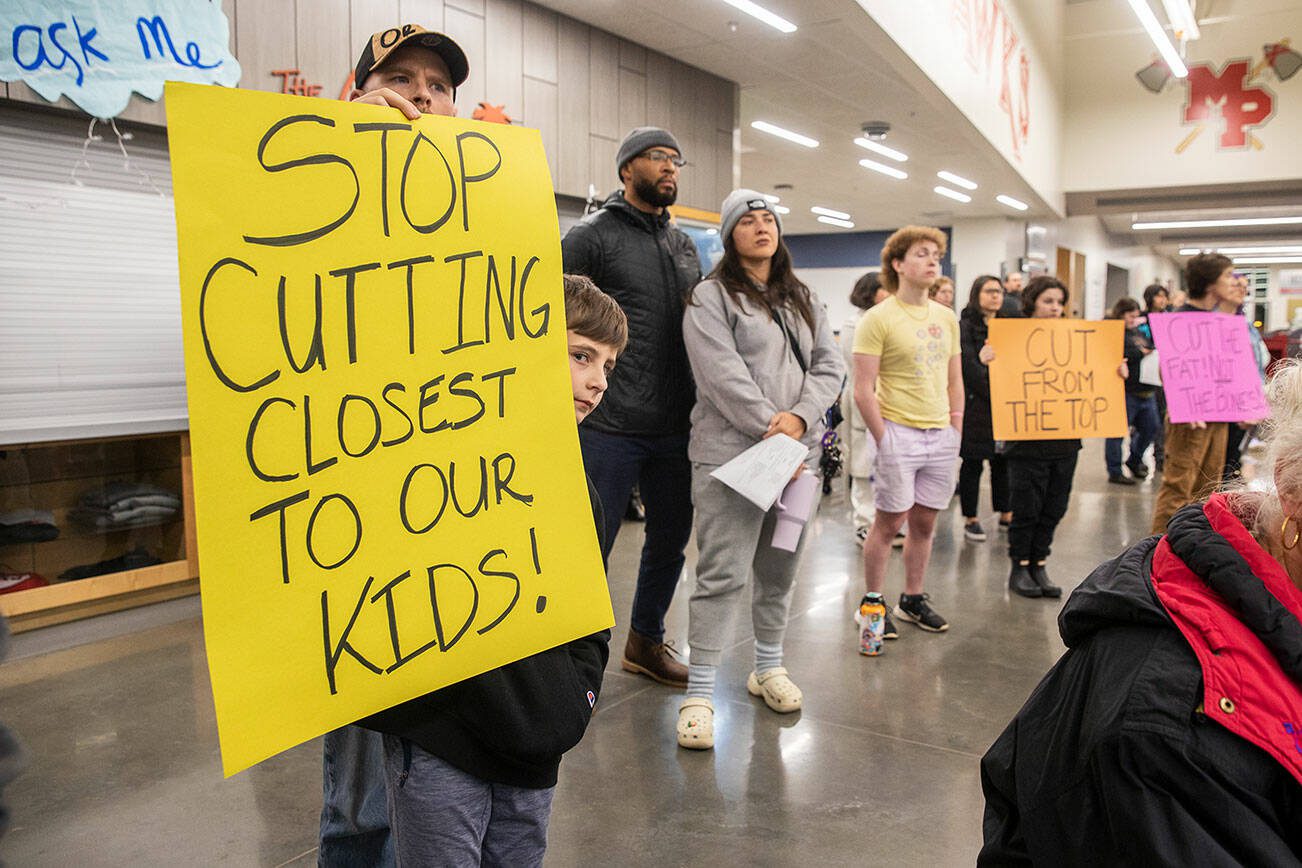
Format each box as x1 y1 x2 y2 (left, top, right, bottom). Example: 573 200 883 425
1233 256 1302 265
719 0 797 33
1178 247 1201 255
811 206 851 219
996 194 1029 211
859 158 908 180
1133 216 1302 230
763 194 780 203
772 204 790 214
1160 0 1200 40
1124 0 1188 77
853 137 908 162
1182 245 1302 255
817 215 855 229
937 171 977 190
934 185 972 203
751 120 818 148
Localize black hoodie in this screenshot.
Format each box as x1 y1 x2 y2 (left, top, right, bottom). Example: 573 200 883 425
980 502 1302 865
361 478 610 789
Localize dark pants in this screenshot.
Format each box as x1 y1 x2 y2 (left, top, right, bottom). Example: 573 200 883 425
1007 453 1078 562
579 427 693 641
1154 390 1167 464
319 726 394 867
1105 393 1161 476
1224 424 1252 480
958 455 1009 518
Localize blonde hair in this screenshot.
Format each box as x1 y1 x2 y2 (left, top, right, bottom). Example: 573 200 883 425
927 276 954 299
1226 359 1302 538
880 225 947 292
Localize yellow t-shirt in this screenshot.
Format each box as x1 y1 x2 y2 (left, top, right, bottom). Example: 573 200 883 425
853 295 960 429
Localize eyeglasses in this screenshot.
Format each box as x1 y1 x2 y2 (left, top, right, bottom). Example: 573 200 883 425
640 149 687 168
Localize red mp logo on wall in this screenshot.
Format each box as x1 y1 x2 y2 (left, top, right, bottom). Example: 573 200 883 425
1139 39 1300 153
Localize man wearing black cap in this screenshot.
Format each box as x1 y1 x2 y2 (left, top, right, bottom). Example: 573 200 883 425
561 127 703 688
319 25 470 868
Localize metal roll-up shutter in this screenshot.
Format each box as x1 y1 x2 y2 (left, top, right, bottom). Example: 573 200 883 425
0 104 185 446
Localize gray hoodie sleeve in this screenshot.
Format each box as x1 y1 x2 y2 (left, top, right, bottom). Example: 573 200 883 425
790 296 846 432
683 280 779 440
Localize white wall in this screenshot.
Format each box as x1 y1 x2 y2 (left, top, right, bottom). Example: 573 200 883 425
950 217 1024 306
1050 216 1181 318
800 267 876 336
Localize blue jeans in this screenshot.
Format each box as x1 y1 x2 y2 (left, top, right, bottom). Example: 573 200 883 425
578 427 693 641
1105 393 1161 476
319 725 394 867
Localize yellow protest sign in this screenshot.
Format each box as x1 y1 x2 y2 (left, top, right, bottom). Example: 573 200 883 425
165 82 613 776
988 318 1129 440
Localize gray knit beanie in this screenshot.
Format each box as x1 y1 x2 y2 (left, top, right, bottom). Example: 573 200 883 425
719 188 783 243
616 127 682 178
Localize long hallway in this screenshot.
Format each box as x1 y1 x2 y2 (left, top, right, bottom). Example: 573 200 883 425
1 441 1163 866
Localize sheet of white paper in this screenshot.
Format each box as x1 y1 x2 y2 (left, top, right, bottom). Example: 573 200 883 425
710 434 810 511
1139 350 1162 387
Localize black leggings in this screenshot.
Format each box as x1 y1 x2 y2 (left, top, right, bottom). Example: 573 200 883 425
1007 453 1079 562
958 455 1010 518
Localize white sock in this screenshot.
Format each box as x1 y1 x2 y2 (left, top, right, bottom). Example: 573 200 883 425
755 640 783 674
686 663 716 700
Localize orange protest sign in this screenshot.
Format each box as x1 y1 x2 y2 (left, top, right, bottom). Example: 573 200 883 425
988 319 1128 440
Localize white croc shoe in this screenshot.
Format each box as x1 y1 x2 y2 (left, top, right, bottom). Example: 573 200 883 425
677 697 715 750
747 668 803 713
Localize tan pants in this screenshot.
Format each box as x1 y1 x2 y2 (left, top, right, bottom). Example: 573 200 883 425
1150 420 1228 534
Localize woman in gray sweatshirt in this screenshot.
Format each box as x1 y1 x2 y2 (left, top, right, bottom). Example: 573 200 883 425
675 189 844 750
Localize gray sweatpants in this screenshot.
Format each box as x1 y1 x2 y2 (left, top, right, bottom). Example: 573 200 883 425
381 735 554 868
687 463 810 666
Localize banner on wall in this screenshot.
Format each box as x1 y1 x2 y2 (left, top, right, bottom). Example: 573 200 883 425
1147 312 1269 423
987 319 1128 440
166 82 613 776
0 1 240 118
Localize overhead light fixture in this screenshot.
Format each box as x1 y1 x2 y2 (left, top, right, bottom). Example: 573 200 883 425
751 120 818 148
1124 0 1188 77
719 0 797 33
1179 244 1302 255
1133 216 1302 230
1233 256 1302 265
996 194 1029 211
1178 247 1202 255
811 206 851 219
858 158 908 180
937 171 977 190
817 215 855 229
934 185 972 203
853 137 907 162
1159 0 1200 40
772 204 791 215
763 194 780 203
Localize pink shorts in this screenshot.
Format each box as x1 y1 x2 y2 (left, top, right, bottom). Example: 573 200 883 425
873 419 961 513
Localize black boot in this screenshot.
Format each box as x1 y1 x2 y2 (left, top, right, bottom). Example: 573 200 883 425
1028 562 1062 598
1009 561 1041 598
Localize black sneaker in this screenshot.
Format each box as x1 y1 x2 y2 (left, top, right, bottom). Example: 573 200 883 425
998 516 1012 532
1107 474 1136 486
883 609 899 640
1126 461 1150 480
891 531 906 549
895 593 949 632
963 520 987 542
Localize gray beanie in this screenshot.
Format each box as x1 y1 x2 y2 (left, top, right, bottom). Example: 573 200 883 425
720 188 783 242
616 127 682 178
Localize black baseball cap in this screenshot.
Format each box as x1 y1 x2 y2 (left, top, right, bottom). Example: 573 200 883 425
353 25 470 90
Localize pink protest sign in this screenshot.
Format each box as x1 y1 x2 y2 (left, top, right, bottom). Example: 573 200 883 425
1147 312 1268 423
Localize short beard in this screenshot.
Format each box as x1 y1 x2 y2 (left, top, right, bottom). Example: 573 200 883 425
634 176 677 208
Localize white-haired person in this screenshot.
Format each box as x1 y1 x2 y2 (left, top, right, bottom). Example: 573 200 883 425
675 190 844 750
982 360 1302 864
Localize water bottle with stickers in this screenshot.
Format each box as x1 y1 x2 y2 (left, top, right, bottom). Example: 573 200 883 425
856 592 886 656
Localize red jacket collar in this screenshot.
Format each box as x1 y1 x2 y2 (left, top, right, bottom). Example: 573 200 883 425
1152 494 1302 785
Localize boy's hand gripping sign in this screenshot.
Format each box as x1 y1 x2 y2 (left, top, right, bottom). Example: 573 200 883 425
987 319 1129 440
166 83 612 776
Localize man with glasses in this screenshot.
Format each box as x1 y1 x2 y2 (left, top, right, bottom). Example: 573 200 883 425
562 127 702 687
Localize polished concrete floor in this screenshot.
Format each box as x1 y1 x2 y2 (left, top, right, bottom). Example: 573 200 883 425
1 441 1168 866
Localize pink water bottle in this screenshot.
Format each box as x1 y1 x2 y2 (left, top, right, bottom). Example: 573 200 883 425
771 471 818 551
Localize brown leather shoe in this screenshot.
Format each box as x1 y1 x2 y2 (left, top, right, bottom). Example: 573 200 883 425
621 630 688 687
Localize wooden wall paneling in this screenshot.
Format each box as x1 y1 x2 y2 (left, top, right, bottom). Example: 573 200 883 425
115 95 167 127
521 4 558 84
3 80 76 113
399 0 445 29
618 39 646 74
237 0 298 91
588 29 619 140
555 17 590 198
523 77 559 181
483 0 523 117
298 0 351 102
589 134 618 201
445 0 486 14
617 68 646 144
443 4 487 114
716 128 736 202
664 62 697 208
350 0 403 73
643 51 673 129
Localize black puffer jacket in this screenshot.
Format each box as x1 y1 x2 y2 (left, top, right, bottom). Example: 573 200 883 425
561 192 702 436
980 500 1302 866
959 307 996 460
